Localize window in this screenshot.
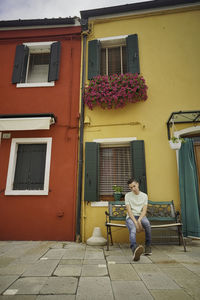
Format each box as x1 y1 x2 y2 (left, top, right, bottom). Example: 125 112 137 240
88 34 139 80
99 146 131 195
100 39 127 75
12 41 61 87
84 139 147 202
5 138 52 195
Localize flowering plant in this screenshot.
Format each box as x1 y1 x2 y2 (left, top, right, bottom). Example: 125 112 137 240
83 73 148 110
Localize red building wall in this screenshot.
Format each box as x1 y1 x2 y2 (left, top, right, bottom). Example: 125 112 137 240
0 24 81 240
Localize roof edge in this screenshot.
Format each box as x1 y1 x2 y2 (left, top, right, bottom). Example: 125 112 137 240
80 0 200 19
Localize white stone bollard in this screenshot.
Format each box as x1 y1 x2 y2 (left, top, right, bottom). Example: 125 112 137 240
86 227 107 246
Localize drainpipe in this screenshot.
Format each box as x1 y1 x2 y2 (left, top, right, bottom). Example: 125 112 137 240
76 31 87 242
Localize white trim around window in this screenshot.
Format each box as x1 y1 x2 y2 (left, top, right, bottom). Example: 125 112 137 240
5 137 52 196
17 82 55 88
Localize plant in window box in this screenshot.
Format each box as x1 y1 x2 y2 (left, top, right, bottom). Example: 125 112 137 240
112 185 123 201
169 136 185 150
84 73 148 110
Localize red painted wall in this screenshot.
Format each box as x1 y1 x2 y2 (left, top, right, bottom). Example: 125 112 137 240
0 25 81 240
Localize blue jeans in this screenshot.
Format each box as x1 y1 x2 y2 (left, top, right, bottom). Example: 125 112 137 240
126 216 151 250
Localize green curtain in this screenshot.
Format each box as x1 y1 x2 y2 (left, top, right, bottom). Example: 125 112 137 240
179 138 200 237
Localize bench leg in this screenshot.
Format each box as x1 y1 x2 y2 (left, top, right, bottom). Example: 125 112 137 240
106 226 113 251
178 225 186 252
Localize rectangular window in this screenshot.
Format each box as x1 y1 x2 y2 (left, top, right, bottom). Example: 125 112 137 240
88 34 139 80
27 53 50 83
12 41 61 87
5 138 52 195
13 144 47 190
100 46 127 76
99 146 132 195
84 139 147 202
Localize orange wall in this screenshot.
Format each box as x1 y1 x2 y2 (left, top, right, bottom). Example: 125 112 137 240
0 26 81 240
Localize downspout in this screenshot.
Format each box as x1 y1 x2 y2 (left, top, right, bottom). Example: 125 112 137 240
76 30 87 241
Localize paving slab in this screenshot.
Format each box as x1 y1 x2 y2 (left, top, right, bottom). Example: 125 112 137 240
172 278 200 300
3 277 47 295
62 250 85 259
0 263 30 275
41 249 66 260
0 296 36 300
111 280 153 300
60 259 83 265
39 277 78 295
150 289 194 300
0 257 15 268
84 249 105 260
76 277 114 300
53 264 82 276
181 262 200 276
37 296 75 300
138 271 181 289
106 255 130 263
108 263 140 280
0 275 19 294
83 259 106 265
22 260 59 277
81 264 108 276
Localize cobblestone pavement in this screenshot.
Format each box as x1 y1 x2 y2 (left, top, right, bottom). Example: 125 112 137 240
0 240 200 299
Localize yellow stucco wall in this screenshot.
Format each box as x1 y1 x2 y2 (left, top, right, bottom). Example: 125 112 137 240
81 7 200 243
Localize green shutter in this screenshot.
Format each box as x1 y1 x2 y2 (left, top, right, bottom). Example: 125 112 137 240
130 140 147 193
48 41 61 81
84 142 99 201
13 144 46 190
88 40 101 80
12 44 29 83
126 34 140 74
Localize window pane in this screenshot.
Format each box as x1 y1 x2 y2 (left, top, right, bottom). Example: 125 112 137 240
99 146 132 195
13 144 47 190
27 53 50 83
100 48 106 75
108 47 121 75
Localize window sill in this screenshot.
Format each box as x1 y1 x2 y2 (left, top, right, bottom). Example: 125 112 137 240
91 201 108 207
5 189 49 196
16 82 55 88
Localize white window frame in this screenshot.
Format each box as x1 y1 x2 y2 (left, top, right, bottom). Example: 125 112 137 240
100 35 127 76
91 137 137 207
16 42 55 88
5 137 52 195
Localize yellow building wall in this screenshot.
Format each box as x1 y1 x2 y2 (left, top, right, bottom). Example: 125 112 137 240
81 7 200 243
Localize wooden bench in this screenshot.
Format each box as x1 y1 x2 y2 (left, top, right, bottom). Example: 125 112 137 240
105 200 186 252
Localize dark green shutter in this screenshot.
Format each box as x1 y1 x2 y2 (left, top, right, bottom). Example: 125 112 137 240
130 140 147 193
88 40 101 80
13 144 47 190
48 41 61 81
126 34 140 74
84 142 99 201
12 44 29 83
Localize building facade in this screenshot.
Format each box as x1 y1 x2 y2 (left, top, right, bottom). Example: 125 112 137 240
80 0 200 243
0 18 81 240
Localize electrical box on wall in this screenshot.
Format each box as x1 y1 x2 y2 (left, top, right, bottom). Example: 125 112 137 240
2 133 11 139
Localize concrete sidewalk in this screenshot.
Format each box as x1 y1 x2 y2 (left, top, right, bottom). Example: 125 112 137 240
0 240 199 300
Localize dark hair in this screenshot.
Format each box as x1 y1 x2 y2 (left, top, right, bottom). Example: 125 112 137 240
127 178 139 185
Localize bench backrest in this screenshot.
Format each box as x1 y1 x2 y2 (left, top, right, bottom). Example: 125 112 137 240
108 200 177 222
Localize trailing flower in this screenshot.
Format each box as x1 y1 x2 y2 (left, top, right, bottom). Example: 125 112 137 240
83 73 148 110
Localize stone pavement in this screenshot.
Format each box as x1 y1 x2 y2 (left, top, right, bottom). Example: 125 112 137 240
0 240 200 300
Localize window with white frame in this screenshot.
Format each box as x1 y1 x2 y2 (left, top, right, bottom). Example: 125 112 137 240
88 34 139 80
5 138 52 195
99 145 131 195
12 41 61 87
100 38 127 76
